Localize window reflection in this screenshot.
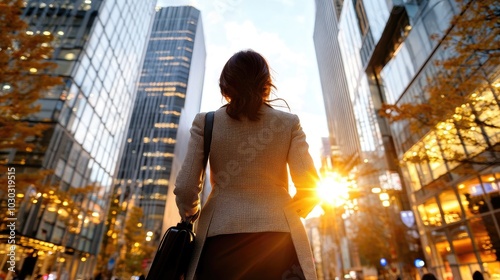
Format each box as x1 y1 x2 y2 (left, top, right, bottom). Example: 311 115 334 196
449 223 476 264
439 190 462 224
419 197 443 227
469 216 497 262
430 229 452 269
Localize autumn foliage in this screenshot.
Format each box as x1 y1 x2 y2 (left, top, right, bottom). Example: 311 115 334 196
381 0 500 166
0 0 62 192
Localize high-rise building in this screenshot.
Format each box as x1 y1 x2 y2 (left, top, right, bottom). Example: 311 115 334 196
314 0 417 278
316 0 500 279
1 0 156 279
313 0 361 174
112 5 205 247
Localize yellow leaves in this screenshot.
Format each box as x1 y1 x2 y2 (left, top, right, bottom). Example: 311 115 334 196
0 0 63 194
380 0 499 170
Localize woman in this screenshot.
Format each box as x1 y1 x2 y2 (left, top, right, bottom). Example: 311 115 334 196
422 273 438 280
174 50 319 279
472 270 485 280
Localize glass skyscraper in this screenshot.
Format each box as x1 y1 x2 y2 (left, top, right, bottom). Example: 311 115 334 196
316 0 500 279
112 5 205 247
314 0 418 278
1 0 156 279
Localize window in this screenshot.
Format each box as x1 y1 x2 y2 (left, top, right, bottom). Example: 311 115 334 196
354 0 369 36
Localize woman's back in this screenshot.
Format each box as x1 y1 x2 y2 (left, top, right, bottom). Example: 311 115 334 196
174 49 319 280
176 105 318 237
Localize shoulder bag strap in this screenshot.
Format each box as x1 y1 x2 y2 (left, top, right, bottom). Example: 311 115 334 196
203 111 214 169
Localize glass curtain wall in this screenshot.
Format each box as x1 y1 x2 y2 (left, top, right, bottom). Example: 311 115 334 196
2 0 157 279
381 0 500 279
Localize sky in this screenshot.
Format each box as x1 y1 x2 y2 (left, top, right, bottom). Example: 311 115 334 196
158 0 329 167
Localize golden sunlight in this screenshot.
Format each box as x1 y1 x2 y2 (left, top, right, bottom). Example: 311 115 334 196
317 172 350 207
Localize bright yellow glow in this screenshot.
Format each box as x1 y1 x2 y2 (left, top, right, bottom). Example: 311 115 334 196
425 246 431 254
57 209 69 217
137 223 143 228
382 200 391 207
146 236 151 241
379 193 390 201
317 173 350 206
29 68 37 73
147 231 153 236
371 187 381 194
134 242 140 247
306 205 325 218
81 257 87 262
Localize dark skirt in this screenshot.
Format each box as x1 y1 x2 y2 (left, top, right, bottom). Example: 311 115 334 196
195 232 305 280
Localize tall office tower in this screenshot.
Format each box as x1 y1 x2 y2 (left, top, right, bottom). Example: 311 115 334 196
318 0 500 279
2 1 156 279
313 0 361 173
113 6 205 244
314 0 414 278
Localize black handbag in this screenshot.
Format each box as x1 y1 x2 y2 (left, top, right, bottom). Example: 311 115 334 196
146 111 214 280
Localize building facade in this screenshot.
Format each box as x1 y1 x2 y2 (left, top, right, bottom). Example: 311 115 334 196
111 5 205 254
378 1 500 279
313 0 361 174
316 0 500 280
314 0 421 279
0 0 156 279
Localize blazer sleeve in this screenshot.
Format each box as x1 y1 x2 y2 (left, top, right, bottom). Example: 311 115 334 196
287 114 320 218
174 112 206 221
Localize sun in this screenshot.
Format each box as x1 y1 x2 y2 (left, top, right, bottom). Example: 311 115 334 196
316 172 350 207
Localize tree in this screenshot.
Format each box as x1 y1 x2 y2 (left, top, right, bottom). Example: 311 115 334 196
0 0 62 193
115 206 155 279
348 196 421 277
381 0 500 168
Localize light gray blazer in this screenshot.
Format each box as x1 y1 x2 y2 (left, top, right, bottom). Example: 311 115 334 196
174 105 319 280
